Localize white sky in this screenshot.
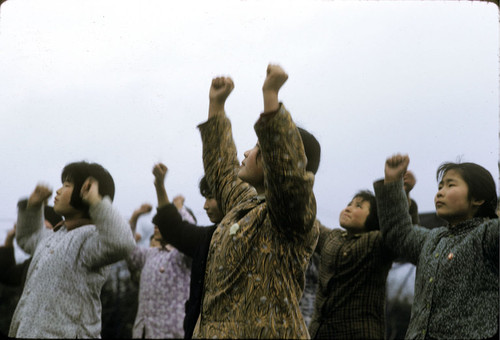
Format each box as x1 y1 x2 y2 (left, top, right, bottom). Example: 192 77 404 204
0 0 498 247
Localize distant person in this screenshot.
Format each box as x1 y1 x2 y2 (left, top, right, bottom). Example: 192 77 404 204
375 154 498 339
0 206 62 337
152 165 223 339
100 205 151 339
9 161 136 338
298 252 320 328
0 205 62 287
193 64 319 338
126 164 195 339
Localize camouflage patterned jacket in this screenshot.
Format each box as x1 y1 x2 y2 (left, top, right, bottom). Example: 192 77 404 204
193 104 318 339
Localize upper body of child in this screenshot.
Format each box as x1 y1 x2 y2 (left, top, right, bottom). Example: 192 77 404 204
152 169 222 339
374 154 498 339
193 65 320 339
127 165 194 339
309 190 393 339
9 161 136 338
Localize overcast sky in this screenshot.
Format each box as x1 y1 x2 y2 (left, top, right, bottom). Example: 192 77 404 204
0 0 498 248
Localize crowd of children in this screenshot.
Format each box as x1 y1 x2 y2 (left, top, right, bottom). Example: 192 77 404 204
1 64 498 339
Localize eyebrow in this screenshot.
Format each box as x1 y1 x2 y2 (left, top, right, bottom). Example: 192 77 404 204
439 178 458 185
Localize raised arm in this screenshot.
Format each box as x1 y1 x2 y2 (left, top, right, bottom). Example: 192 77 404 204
315 221 331 254
153 203 213 258
198 77 255 215
153 163 170 208
129 203 152 238
16 185 53 255
255 64 316 237
374 154 429 264
79 177 136 269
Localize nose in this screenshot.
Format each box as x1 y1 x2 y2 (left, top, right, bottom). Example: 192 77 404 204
436 188 444 198
203 199 209 210
243 150 249 158
56 187 62 195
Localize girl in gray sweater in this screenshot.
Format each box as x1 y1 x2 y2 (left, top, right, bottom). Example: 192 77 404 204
374 154 498 339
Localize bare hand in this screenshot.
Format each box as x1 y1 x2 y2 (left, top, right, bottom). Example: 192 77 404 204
27 185 52 208
80 177 102 206
172 195 185 211
135 203 153 216
384 154 410 184
262 64 288 93
403 170 416 194
209 77 234 105
153 163 168 186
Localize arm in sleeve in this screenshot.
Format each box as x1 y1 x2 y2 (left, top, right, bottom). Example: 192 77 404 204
483 218 499 271
81 197 137 269
126 246 147 276
374 179 429 265
198 114 256 216
315 221 330 254
254 104 316 237
15 199 50 255
153 204 211 258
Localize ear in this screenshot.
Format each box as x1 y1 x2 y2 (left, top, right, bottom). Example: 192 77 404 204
471 198 485 208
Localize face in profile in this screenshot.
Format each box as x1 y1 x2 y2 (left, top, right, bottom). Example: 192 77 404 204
150 227 164 248
238 144 264 187
204 197 223 224
339 196 370 234
54 181 81 218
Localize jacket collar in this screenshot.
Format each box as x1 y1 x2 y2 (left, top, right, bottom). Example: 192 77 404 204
53 218 93 232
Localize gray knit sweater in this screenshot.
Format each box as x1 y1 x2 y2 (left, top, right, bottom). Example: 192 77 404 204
374 180 498 339
9 197 136 338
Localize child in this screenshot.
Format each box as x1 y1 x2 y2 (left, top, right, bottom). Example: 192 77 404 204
126 164 194 339
193 64 320 338
374 154 498 339
151 166 223 339
309 190 392 339
9 161 136 338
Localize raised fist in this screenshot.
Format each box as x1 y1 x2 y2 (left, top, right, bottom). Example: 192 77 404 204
172 195 185 211
153 163 168 186
209 77 234 105
80 177 102 206
384 154 410 184
28 185 52 208
262 64 288 93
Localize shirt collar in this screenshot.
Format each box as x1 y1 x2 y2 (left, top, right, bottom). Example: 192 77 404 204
53 218 93 232
251 194 266 203
448 217 486 235
341 230 362 239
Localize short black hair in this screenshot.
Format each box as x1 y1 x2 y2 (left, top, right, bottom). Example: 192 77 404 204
353 190 379 231
437 162 498 219
255 127 321 175
199 176 213 198
61 161 115 217
44 205 63 227
298 127 321 175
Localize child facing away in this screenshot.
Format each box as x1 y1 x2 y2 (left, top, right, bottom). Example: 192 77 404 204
374 154 498 339
9 161 136 338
